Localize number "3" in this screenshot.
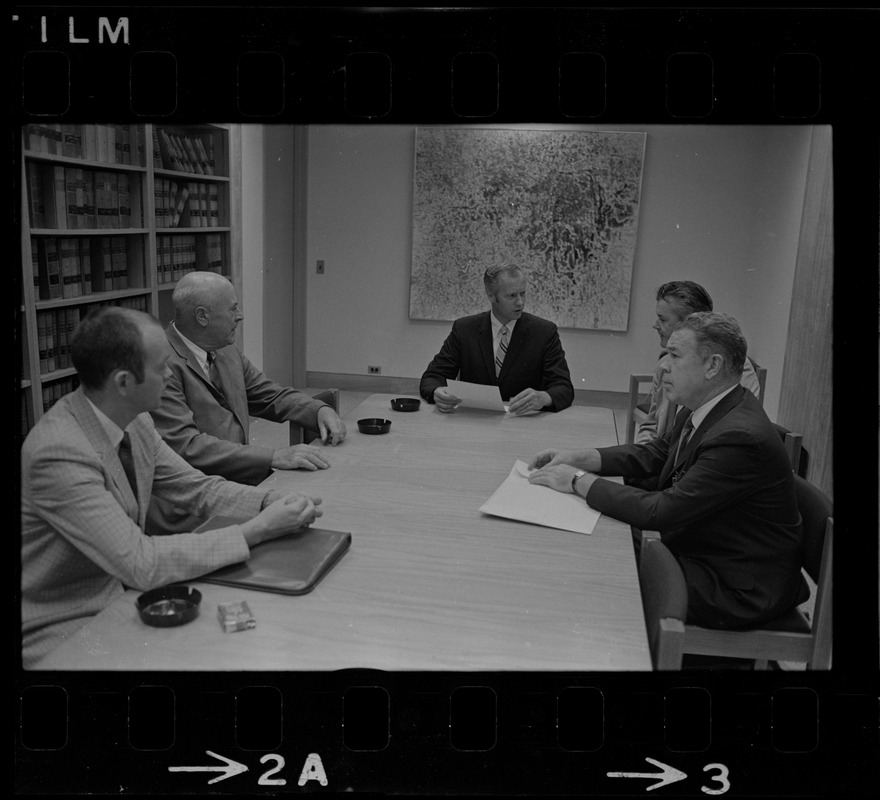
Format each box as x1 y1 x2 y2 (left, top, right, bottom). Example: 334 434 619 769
701 763 730 795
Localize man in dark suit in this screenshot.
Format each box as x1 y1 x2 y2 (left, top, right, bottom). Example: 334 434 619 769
419 263 574 415
527 312 807 629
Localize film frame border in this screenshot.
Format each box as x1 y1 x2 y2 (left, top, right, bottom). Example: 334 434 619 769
13 4 879 796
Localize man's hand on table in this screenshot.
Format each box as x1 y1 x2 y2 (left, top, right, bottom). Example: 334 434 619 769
508 388 551 416
272 444 331 471
317 406 347 445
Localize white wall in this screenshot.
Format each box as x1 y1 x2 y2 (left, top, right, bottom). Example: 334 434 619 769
302 124 813 420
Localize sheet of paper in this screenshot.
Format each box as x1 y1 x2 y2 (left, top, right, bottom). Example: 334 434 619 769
479 460 601 535
446 379 508 412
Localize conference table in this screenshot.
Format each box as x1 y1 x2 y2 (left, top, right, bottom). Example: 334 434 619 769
37 393 652 671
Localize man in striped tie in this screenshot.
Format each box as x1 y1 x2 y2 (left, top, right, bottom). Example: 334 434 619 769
419 263 574 415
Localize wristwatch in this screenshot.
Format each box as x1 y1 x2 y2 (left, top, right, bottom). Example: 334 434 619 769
571 470 587 496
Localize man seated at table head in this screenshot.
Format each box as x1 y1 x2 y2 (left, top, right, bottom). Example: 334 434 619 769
419 262 574 415
151 270 345 481
637 280 761 444
527 312 808 630
20 306 323 669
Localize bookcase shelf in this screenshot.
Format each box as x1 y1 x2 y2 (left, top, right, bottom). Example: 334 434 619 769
19 122 242 442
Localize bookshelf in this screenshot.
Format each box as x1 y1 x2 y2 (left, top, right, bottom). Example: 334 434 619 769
19 122 241 441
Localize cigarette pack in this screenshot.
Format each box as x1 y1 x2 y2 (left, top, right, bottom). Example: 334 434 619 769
217 600 256 633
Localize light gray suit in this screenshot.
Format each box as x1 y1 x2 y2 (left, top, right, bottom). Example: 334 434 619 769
151 324 328 484
21 388 269 668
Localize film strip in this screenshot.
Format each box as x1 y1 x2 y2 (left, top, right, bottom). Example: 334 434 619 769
13 5 878 796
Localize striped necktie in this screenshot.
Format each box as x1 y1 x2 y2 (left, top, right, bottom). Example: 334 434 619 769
495 325 509 377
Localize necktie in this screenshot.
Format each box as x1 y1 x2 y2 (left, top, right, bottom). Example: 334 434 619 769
118 431 138 502
495 325 509 377
206 352 227 400
662 403 680 438
674 413 695 464
206 351 218 384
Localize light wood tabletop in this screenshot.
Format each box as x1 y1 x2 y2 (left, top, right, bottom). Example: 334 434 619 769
37 394 651 671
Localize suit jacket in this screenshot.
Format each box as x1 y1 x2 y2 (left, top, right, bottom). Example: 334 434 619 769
20 388 270 668
586 385 807 628
419 311 574 411
151 324 328 485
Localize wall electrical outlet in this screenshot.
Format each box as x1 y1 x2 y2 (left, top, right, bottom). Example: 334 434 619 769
368 365 381 374
316 260 325 274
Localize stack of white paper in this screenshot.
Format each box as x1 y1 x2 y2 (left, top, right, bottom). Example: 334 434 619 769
479 460 601 535
446 379 508 412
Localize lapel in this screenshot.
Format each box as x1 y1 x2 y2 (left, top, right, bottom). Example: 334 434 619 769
209 346 249 431
477 312 496 381
67 388 142 521
658 385 746 488
167 323 215 390
166 323 243 422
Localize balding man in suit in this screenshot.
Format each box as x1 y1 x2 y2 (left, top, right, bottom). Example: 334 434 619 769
148 272 345 532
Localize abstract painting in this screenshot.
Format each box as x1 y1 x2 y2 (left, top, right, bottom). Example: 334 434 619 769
409 127 646 330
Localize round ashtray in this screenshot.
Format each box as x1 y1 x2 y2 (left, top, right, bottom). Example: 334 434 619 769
390 397 421 412
136 586 202 628
357 417 392 435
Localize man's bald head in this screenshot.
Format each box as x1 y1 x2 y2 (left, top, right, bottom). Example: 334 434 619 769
172 271 242 350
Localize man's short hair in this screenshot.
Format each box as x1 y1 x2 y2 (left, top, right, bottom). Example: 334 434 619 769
656 281 714 316
483 263 524 295
677 311 747 377
70 306 154 390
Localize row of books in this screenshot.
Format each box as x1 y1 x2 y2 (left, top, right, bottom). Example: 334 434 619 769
155 179 221 228
153 128 217 175
31 236 143 300
24 123 147 166
27 163 140 230
41 377 80 414
35 295 148 377
156 233 226 284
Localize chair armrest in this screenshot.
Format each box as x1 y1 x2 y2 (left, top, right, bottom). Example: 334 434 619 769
641 530 662 546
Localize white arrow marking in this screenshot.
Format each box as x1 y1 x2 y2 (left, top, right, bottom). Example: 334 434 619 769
608 757 688 791
168 750 248 785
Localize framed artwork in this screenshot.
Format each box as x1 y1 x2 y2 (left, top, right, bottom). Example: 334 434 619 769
409 127 646 330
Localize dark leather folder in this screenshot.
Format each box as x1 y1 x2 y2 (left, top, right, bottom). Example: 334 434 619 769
195 516 351 595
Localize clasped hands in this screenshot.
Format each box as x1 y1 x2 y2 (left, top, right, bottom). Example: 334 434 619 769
433 386 551 415
245 492 323 546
